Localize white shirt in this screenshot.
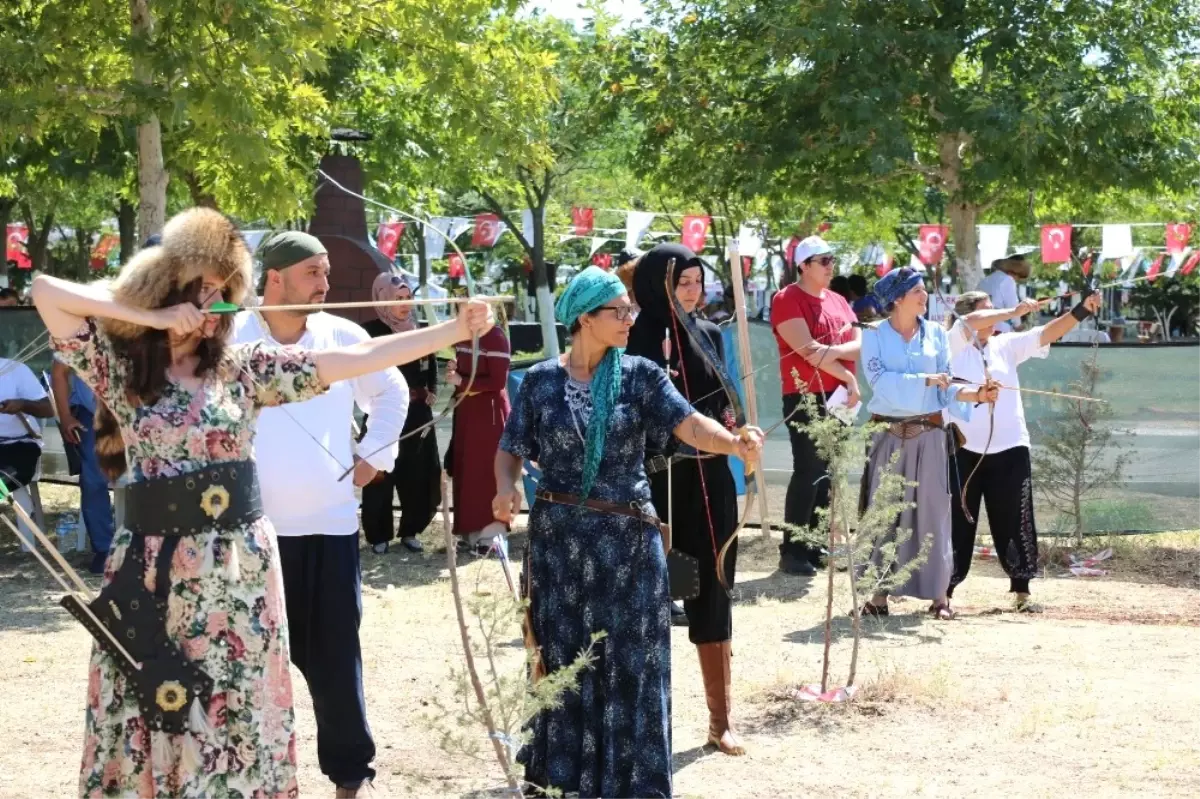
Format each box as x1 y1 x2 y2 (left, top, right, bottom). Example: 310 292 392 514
946 320 1050 454
0 359 47 447
233 311 409 536
977 271 1020 333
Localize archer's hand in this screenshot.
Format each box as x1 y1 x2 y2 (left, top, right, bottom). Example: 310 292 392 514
733 426 764 463
455 299 495 341
977 379 1001 404
59 410 84 444
148 303 206 337
351 457 380 488
1014 298 1041 318
492 488 522 524
925 373 952 390
1083 292 1102 315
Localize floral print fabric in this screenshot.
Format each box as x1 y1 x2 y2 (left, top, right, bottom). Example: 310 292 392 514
53 318 326 798
500 355 694 798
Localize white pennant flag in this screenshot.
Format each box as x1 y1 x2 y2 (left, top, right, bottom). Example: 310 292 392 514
424 217 453 261
977 225 1010 271
1166 250 1187 277
1101 225 1133 260
737 224 763 256
447 217 472 242
625 211 656 249
589 237 609 257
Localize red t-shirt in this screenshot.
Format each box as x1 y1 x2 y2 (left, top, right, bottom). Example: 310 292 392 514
770 284 857 395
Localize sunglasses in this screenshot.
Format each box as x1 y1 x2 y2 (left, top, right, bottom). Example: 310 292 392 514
807 255 835 267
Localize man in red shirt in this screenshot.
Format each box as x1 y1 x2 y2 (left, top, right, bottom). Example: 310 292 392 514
770 236 861 575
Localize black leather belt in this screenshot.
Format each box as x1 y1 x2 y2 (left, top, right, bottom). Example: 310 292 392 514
645 452 717 475
123 460 263 536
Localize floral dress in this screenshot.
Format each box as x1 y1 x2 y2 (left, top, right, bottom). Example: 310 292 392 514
52 318 326 798
499 355 693 799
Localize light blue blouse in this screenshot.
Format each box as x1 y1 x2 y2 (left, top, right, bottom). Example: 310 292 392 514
861 318 972 420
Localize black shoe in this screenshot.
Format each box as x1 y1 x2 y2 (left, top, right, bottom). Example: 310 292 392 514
89 552 107 575
400 536 423 553
670 600 690 627
371 542 389 555
778 551 817 577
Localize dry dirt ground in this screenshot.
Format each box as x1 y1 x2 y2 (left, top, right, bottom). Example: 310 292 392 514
0 485 1197 798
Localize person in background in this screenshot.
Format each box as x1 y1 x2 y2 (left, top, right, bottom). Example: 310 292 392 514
360 273 440 555
445 322 511 553
0 354 53 493
234 231 410 798
857 267 998 620
769 235 861 576
0 287 20 307
51 361 115 573
945 289 1102 613
977 255 1031 332
829 274 851 300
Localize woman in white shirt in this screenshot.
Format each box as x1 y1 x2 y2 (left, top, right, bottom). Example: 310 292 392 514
945 288 1102 612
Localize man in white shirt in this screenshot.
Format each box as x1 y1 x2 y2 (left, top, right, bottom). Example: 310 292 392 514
234 231 408 798
976 255 1030 333
0 358 53 492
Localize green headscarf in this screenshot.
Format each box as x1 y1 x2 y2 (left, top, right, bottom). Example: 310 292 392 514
555 266 627 498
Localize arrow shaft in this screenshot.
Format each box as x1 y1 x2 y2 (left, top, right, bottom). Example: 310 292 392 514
208 296 513 315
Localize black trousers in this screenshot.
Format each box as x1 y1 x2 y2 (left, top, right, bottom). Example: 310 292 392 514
781 392 831 561
277 534 375 788
361 402 441 545
948 445 1039 596
649 455 738 644
0 440 40 490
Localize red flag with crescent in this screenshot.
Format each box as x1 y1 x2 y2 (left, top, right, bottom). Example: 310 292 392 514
1081 254 1093 277
1040 225 1072 264
6 224 30 269
917 225 948 265
875 254 893 278
448 252 466 279
1182 251 1200 276
591 253 613 270
681 215 710 252
784 235 801 266
1165 223 1192 255
471 214 502 248
571 207 594 236
375 222 406 261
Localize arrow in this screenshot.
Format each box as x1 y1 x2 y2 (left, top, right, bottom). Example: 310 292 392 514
203 296 513 315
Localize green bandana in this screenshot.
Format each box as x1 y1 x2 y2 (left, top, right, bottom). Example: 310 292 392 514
258 231 327 272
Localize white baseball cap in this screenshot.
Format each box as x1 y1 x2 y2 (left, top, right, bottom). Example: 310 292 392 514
794 235 833 265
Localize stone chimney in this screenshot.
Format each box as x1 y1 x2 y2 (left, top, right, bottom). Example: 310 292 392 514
308 152 391 326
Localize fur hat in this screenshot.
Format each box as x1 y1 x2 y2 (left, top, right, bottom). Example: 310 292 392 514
991 254 1031 280
101 208 253 339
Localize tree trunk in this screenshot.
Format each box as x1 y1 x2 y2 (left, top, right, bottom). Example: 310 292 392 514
530 202 559 359
20 203 55 274
183 170 218 209
937 132 983 292
117 197 137 262
131 0 167 243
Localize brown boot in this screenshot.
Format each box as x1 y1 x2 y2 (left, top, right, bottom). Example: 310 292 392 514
696 641 747 756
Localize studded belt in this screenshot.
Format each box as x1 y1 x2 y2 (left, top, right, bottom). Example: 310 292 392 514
123 461 263 537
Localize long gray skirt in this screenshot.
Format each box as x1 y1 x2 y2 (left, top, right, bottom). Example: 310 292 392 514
859 425 953 601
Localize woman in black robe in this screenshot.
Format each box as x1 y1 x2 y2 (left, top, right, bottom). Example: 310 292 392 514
625 243 746 756
360 273 441 553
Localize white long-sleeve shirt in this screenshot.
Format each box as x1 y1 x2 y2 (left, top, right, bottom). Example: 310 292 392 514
233 311 409 536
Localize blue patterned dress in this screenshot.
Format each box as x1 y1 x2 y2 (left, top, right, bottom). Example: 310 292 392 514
500 355 695 799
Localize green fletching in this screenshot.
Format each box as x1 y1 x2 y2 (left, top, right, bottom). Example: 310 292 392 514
207 302 240 314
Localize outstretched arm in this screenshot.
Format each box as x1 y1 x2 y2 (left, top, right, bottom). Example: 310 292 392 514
313 301 493 386
31 275 180 338
674 411 763 463
960 298 1043 332
1039 292 1102 347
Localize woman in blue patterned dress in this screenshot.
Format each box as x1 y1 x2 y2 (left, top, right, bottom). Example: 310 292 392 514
491 267 763 798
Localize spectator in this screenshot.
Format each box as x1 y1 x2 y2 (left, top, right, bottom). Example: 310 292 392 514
830 275 851 299
51 361 115 573
0 287 20 307
0 354 54 496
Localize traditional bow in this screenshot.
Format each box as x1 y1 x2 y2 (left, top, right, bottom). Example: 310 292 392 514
664 258 756 594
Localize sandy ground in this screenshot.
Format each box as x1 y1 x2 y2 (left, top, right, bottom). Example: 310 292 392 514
0 485 1197 798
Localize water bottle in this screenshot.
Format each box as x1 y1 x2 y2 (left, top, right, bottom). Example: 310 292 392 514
56 514 78 553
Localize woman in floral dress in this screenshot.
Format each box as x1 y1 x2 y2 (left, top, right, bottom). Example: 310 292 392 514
491 266 763 798
31 208 494 798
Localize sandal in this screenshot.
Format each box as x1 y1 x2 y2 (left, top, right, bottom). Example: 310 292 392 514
855 602 889 618
929 602 955 620
1014 598 1044 613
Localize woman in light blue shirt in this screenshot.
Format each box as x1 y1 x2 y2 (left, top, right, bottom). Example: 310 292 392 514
858 267 998 619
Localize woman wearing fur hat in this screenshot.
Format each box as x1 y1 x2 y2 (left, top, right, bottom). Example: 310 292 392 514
30 208 493 798
857 267 998 620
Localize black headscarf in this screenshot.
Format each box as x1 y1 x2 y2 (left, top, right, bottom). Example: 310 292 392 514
625 243 721 391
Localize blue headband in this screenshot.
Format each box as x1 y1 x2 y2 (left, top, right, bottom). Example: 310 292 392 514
555 266 628 498
873 267 923 307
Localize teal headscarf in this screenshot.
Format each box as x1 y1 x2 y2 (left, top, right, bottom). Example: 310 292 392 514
555 266 627 498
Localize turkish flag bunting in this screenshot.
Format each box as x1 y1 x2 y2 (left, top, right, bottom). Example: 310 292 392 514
1081 255 1093 277
1040 225 1072 264
448 253 466 279
1146 254 1164 282
375 222 406 261
571 207 594 236
875 254 893 278
784 235 801 266
591 252 613 270
917 225 948 265
1165 223 1192 255
471 214 502 248
6 224 30 269
1182 251 1200 276
681 215 710 252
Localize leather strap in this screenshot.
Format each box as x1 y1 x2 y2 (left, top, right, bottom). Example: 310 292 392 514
534 489 672 553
